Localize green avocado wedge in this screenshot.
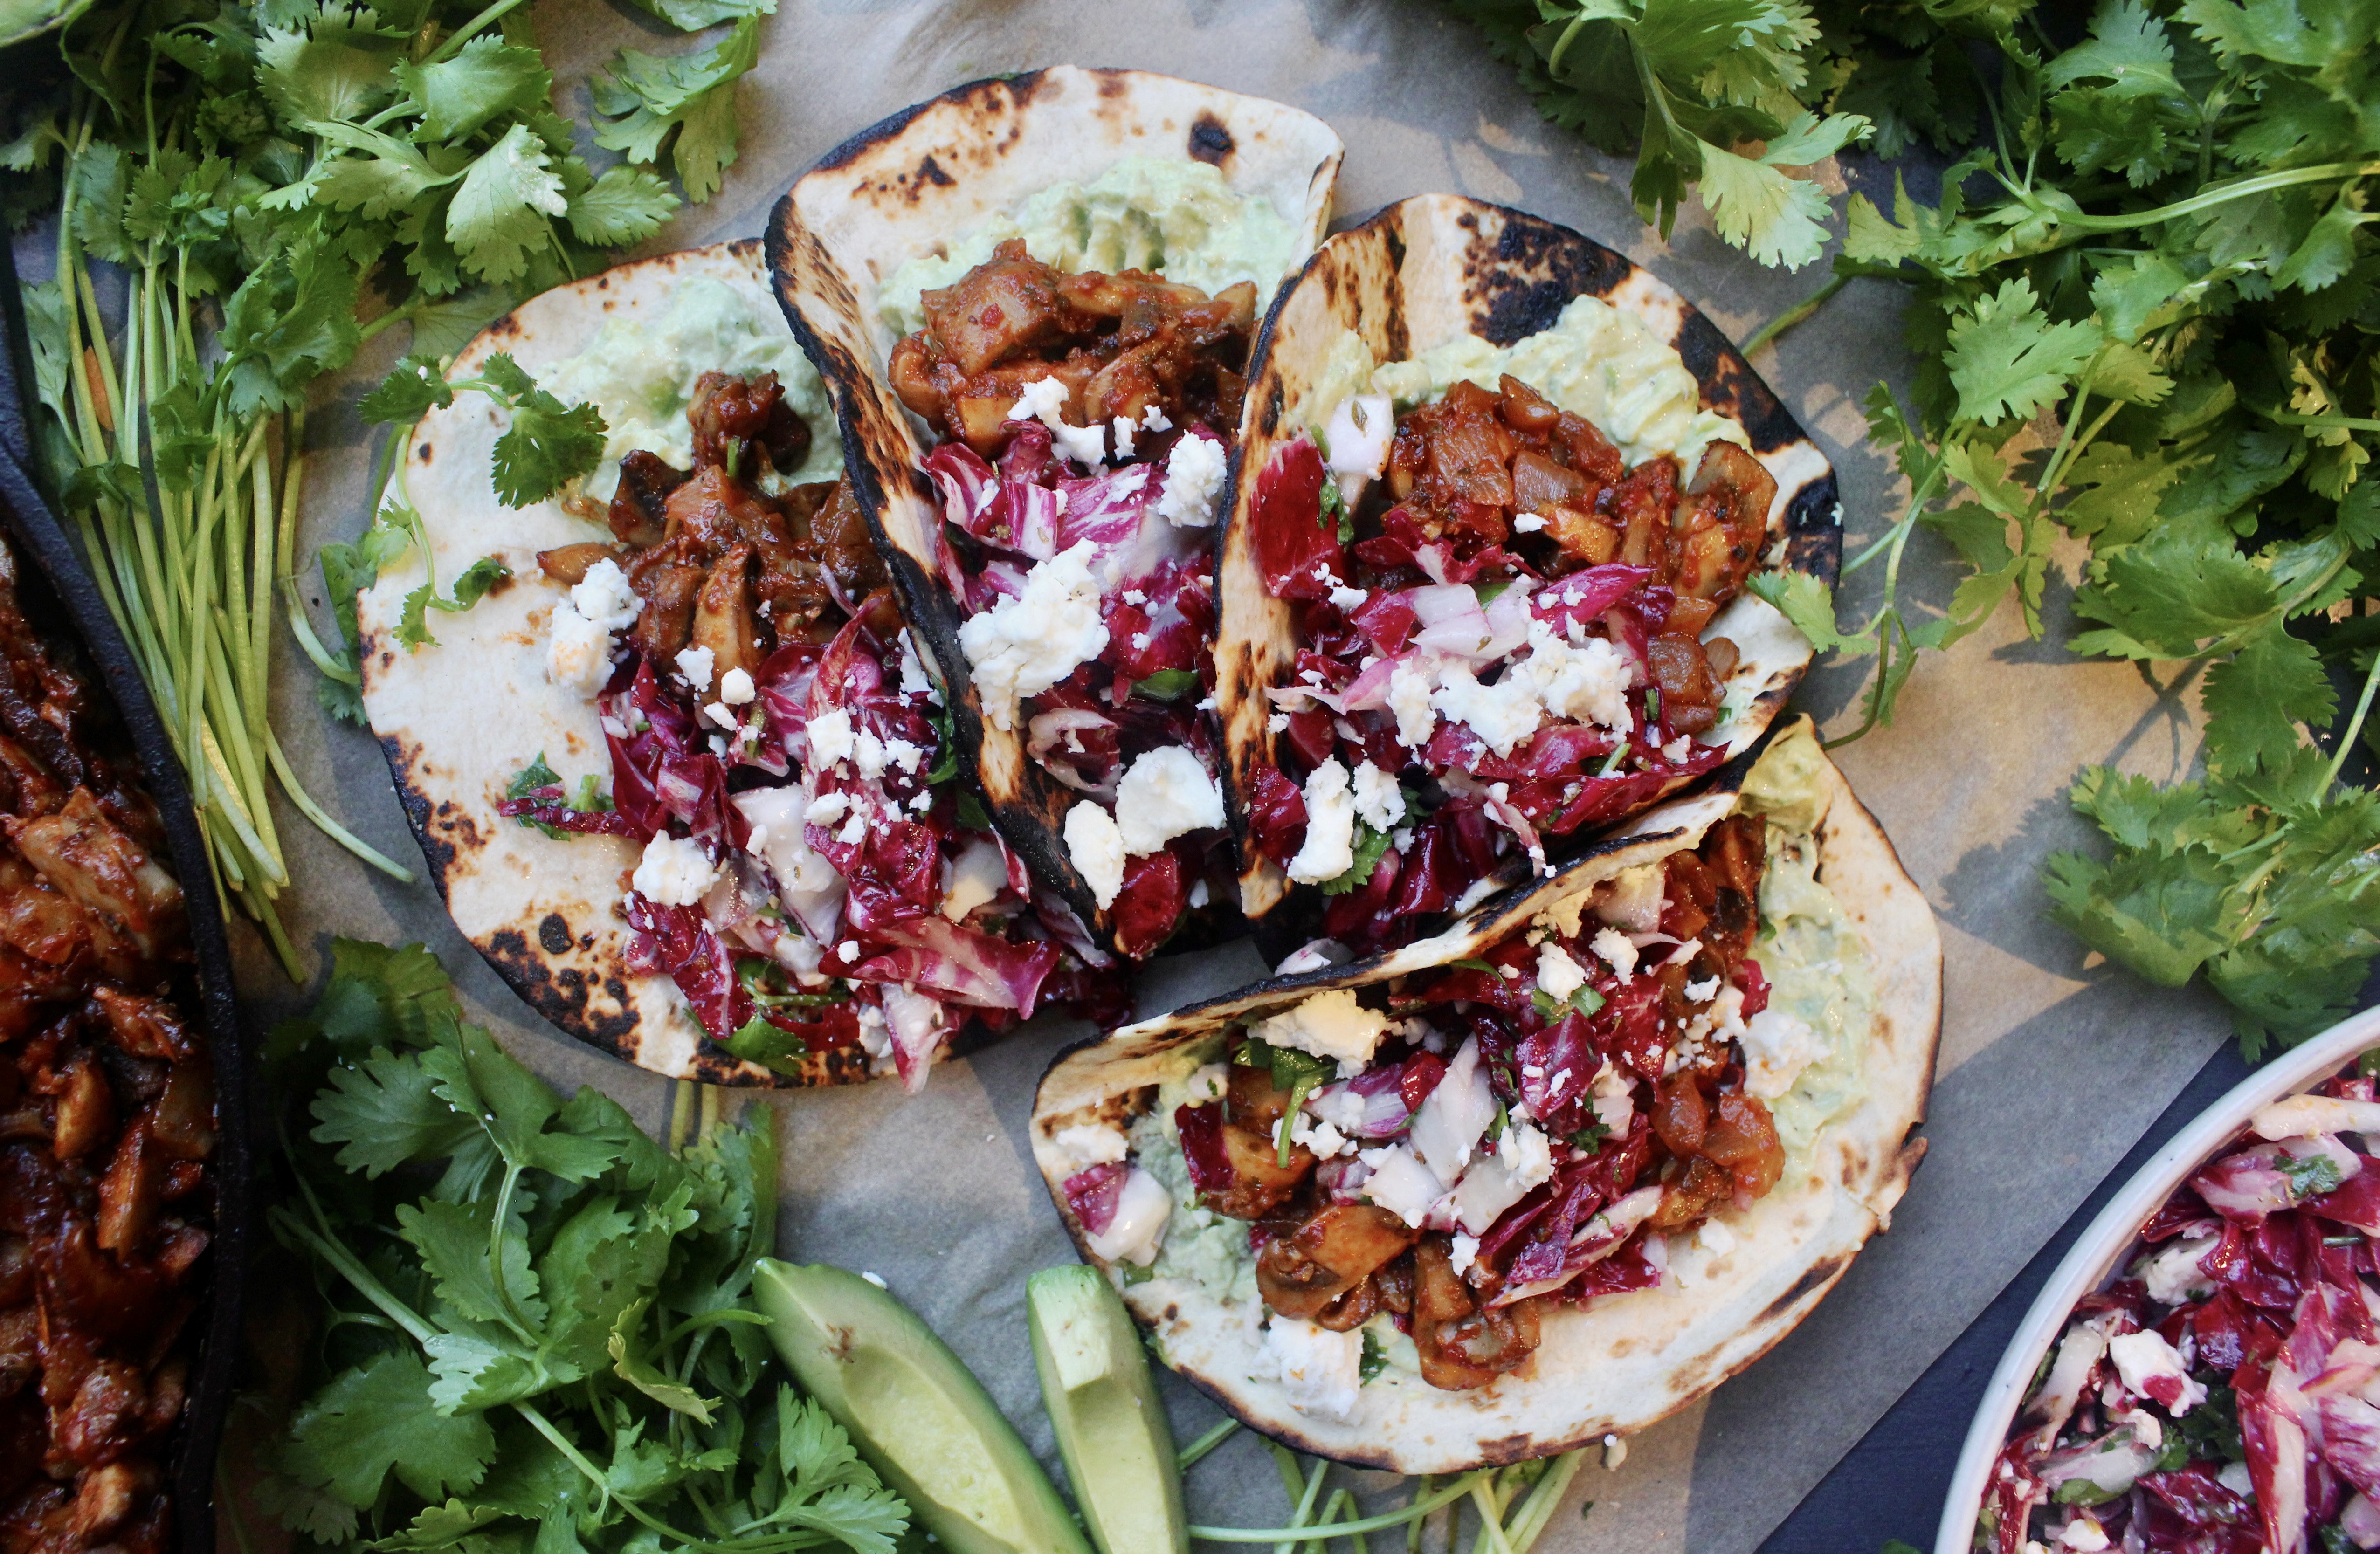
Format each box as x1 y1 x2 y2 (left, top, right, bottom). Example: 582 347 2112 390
753 1260 1092 1554
1027 1266 1187 1554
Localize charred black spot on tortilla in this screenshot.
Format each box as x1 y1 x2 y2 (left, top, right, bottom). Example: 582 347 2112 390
1680 315 1803 455
1260 382 1283 438
580 932 595 949
557 966 583 990
417 443 433 463
381 734 456 894
918 154 953 188
1188 112 1234 165
538 912 572 954
1780 469 1842 580
1755 1251 1851 1329
1477 1433 1545 1466
488 313 521 339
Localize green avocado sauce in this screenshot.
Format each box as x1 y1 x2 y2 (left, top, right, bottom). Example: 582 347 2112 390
541 273 840 499
876 155 1300 338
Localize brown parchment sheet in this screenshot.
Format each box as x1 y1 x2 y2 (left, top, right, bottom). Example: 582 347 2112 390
15 0 2242 1546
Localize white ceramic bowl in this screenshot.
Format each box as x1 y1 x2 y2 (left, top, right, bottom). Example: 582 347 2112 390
1937 1006 2380 1553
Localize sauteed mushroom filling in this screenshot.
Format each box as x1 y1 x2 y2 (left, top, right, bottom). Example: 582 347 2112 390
524 369 1127 1086
0 538 210 1554
901 243 1261 957
1244 362 1777 956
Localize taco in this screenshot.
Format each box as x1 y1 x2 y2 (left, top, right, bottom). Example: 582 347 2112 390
358 241 1128 1089
1213 195 1841 960
1026 718 1938 1471
767 66 1343 963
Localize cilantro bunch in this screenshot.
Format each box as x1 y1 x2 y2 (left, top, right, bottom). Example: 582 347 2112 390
1444 0 1876 268
1 0 765 973
256 939 908 1554
1741 0 2380 1050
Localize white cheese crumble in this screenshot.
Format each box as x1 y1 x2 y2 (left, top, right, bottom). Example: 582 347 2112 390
897 629 938 701
1698 1218 1737 1256
1387 658 1438 748
1590 926 1639 979
1449 1231 1482 1276
1064 801 1128 911
545 599 613 696
1536 942 1589 1002
1056 1123 1128 1170
808 708 855 768
1261 1318 1362 1421
1738 1006 1821 1100
1248 987 1395 1070
1328 584 1368 611
1286 759 1357 884
719 667 756 705
1114 747 1225 857
570 559 642 632
804 791 850 825
1512 513 1548 533
1428 662 1541 757
1350 761 1405 832
959 541 1108 731
631 833 715 907
674 644 715 692
1008 375 1108 465
1156 433 1227 528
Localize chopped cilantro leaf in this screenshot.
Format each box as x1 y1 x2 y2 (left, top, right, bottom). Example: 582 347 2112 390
1359 1328 1387 1384
1134 668 1201 702
2279 1149 2347 1200
1320 821 1395 896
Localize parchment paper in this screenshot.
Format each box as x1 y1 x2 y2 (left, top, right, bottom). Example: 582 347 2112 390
14 1 2241 1547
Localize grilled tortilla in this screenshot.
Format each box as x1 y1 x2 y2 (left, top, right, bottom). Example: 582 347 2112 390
1027 720 1937 1471
1214 194 1841 950
359 241 911 1086
766 66 1343 958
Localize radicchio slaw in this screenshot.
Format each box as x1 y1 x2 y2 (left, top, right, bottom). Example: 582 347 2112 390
518 372 1127 1089
896 251 1258 958
1988 1057 2380 1554
1240 374 1777 957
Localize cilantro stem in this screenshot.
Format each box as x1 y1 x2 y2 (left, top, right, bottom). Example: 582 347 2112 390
2017 158 2380 234
2326 645 2380 789
1467 1479 1518 1554
1505 1453 1587 1553
1743 275 1848 356
1178 1418 1240 1471
1191 1474 1489 1541
2264 411 2380 435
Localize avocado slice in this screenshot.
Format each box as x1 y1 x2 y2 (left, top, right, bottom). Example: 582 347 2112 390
1027 1266 1187 1554
753 1260 1091 1554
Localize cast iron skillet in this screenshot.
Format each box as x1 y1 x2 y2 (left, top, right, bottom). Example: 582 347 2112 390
0 238 255 1554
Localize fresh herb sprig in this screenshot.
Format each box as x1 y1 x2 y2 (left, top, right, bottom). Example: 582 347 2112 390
257 938 908 1554
1442 0 1874 268
1742 0 2380 1051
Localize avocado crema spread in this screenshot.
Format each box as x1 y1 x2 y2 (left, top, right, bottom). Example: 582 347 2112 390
876 154 1303 339
1307 291 1752 476
543 275 843 500
1051 724 1877 1422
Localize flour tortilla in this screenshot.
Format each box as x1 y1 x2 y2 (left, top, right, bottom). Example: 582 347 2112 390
1028 721 1938 1471
1214 193 1841 937
357 241 911 1086
766 66 1343 956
